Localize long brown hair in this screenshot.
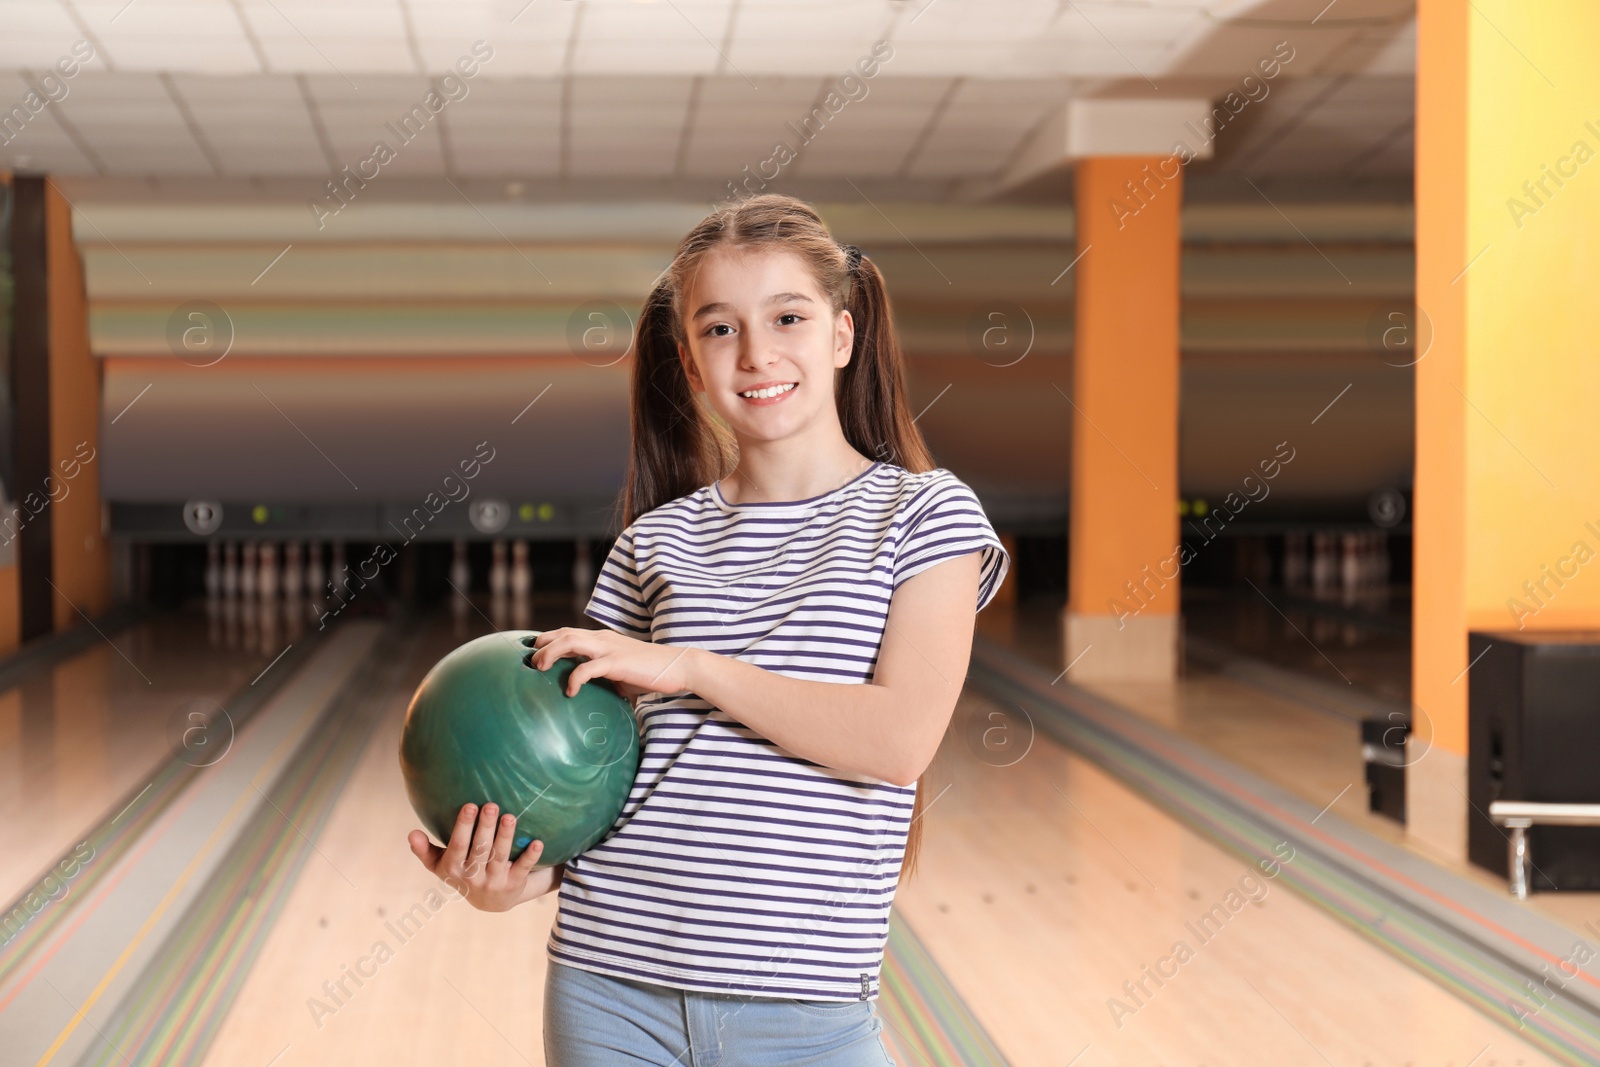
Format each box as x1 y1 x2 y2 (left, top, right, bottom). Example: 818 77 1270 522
619 194 938 886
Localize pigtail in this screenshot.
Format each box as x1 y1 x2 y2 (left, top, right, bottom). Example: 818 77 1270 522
836 254 934 475
620 281 733 529
835 252 936 887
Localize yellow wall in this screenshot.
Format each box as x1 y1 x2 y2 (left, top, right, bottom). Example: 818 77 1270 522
1417 0 1600 755
1464 3 1600 631
46 183 112 630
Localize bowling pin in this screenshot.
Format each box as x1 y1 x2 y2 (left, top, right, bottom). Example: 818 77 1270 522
205 541 222 645
257 543 280 652
490 540 509 598
449 539 471 636
1310 532 1332 593
240 542 259 647
205 541 221 600
449 539 471 596
305 540 325 618
259 541 279 603
221 541 240 647
511 540 532 598
488 540 508 631
222 540 240 600
240 541 258 603
1283 532 1305 590
330 542 347 607
1340 532 1359 603
256 542 278 652
510 540 532 629
283 541 305 639
283 541 303 602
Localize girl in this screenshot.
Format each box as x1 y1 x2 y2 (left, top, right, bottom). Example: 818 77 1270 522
410 194 1008 1065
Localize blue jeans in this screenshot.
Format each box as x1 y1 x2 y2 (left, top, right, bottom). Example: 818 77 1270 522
543 960 900 1067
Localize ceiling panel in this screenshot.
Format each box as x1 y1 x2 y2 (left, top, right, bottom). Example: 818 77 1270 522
252 37 418 76
97 4 252 38
87 139 215 173
571 1 737 75
0 4 81 37
238 3 410 40
0 88 96 169
727 1 896 74
432 40 569 75
0 0 1416 189
904 149 1006 179
895 0 1060 43
571 74 695 103
444 77 564 108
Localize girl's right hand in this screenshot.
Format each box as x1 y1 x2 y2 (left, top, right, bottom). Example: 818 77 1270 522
408 802 565 913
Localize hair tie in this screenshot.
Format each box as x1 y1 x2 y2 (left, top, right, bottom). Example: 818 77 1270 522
843 244 862 272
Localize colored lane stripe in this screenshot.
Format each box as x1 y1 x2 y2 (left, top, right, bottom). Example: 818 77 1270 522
970 640 1600 1067
25 634 355 1067
880 912 1010 1066
74 619 418 1067
54 609 1010 1067
0 633 326 995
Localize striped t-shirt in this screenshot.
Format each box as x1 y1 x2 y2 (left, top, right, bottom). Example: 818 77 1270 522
547 461 1009 1002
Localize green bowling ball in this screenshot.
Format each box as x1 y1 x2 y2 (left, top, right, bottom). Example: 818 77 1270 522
400 630 639 867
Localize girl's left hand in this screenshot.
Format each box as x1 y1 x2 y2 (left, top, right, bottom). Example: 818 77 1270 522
530 628 696 698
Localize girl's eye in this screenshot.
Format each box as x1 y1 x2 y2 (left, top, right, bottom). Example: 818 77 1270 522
777 313 803 327
705 324 734 337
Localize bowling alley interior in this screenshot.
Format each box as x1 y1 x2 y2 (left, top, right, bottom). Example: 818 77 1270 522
4 1 1600 1064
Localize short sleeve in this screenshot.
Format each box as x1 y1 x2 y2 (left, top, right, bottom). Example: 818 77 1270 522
584 529 653 638
893 473 1010 612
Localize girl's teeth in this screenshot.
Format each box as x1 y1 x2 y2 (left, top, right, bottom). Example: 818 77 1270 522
742 384 793 399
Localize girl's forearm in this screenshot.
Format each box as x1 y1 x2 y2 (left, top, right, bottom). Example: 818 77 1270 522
680 647 925 786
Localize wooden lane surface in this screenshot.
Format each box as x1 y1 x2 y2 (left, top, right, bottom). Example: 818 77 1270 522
0 608 281 906
203 606 1560 1066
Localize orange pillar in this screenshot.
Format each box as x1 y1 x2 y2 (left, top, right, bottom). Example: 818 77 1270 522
1411 0 1471 857
46 180 112 631
1065 156 1183 680
0 175 110 653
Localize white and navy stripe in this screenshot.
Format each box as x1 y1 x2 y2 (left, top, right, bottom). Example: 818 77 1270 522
547 462 1008 1001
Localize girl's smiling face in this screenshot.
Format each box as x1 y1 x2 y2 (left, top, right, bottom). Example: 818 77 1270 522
677 245 854 445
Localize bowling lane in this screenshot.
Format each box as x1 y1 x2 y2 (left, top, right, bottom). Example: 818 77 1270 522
978 605 1387 849
978 602 1600 948
201 602 574 1067
892 686 1560 1066
0 601 300 906
194 604 1560 1067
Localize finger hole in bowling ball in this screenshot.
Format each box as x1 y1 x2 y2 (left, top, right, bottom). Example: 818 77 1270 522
520 635 538 647
522 651 538 670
